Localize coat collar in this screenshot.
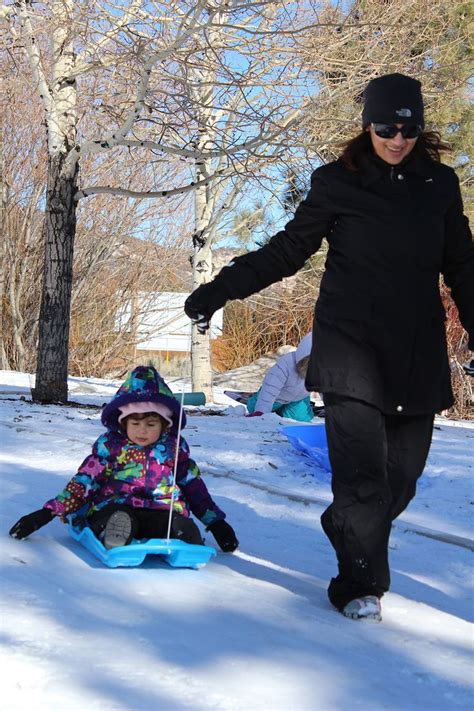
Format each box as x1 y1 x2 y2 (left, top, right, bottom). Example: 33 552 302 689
359 150 435 186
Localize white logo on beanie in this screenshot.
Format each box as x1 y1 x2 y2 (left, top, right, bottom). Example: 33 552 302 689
395 108 412 117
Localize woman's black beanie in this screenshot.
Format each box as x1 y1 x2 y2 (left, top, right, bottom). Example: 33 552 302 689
362 73 424 129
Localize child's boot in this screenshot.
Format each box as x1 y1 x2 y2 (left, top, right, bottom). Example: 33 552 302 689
102 510 133 549
342 595 382 622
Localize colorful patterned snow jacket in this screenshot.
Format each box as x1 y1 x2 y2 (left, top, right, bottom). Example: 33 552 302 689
44 366 225 528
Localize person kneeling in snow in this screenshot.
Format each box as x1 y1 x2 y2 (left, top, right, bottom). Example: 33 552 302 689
9 366 238 553
246 332 314 421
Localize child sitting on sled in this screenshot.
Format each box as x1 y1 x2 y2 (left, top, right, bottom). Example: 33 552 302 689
246 332 314 422
9 366 239 553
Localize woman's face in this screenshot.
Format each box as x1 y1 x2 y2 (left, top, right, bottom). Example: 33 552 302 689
368 124 418 165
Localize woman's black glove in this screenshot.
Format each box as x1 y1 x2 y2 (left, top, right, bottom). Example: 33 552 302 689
207 519 239 552
184 283 228 335
9 508 54 539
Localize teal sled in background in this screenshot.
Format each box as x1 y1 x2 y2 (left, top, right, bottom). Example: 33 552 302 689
281 423 331 473
174 392 206 406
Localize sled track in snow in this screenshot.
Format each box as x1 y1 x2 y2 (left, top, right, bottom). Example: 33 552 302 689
1 418 473 553
208 469 474 553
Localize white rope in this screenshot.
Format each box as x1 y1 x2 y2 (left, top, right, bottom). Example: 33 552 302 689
165 358 187 543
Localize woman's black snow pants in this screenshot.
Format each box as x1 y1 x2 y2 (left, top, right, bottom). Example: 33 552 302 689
321 394 434 611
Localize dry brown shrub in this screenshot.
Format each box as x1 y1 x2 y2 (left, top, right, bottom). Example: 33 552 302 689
440 284 473 420
212 272 317 372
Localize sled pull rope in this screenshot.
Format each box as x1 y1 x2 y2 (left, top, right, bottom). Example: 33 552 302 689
166 367 187 543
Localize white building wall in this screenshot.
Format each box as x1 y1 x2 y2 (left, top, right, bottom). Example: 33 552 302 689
118 292 223 353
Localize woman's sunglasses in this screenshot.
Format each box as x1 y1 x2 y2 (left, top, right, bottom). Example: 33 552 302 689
371 123 423 139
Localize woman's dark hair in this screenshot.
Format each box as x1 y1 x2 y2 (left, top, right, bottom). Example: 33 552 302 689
340 129 451 171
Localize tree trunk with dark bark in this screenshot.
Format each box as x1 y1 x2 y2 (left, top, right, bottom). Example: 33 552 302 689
32 154 78 402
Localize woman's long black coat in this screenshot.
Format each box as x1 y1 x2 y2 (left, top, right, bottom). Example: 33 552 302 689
206 152 474 415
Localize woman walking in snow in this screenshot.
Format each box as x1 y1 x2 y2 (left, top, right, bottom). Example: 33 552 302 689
184 74 474 621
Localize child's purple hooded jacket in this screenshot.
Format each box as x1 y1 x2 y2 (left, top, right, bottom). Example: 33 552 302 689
44 367 225 528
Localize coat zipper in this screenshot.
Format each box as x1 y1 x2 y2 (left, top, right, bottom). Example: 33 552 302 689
144 446 151 489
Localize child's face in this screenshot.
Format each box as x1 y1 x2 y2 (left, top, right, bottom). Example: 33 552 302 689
125 414 164 446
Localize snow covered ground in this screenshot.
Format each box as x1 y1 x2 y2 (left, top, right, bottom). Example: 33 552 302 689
1 370 473 711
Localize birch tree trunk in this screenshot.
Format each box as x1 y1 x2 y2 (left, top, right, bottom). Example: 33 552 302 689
189 49 216 399
31 155 78 401
191 163 214 399
0 118 8 369
29 0 78 402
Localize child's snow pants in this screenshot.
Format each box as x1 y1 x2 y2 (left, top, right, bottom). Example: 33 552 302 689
246 390 313 421
88 505 203 545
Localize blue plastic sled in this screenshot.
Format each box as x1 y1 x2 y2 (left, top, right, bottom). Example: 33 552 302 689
281 423 331 472
68 515 216 569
